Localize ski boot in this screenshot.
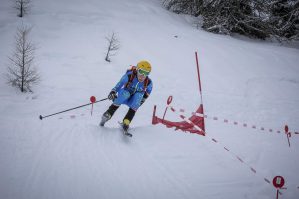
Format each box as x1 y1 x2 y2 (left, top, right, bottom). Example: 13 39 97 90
100 112 111 126
121 119 132 137
100 104 119 126
122 119 130 131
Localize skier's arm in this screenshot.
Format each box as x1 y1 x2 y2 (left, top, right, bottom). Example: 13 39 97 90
141 80 153 105
144 80 153 98
112 74 129 92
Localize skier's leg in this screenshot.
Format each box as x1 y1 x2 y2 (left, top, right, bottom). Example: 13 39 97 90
104 104 119 119
127 92 144 111
122 108 136 131
122 92 143 130
100 89 131 126
113 89 131 106
100 104 119 126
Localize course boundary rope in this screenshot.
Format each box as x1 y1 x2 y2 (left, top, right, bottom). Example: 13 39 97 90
169 105 298 193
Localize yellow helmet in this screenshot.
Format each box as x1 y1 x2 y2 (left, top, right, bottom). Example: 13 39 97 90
137 60 151 73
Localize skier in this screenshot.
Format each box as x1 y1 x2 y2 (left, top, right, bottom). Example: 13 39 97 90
100 60 153 132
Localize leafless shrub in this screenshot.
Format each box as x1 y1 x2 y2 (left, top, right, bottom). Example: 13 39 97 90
105 32 120 62
6 25 40 92
15 0 31 17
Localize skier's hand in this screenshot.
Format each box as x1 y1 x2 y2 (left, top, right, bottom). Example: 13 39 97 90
108 90 117 100
140 98 146 105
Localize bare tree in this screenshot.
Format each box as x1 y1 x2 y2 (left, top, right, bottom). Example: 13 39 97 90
15 0 31 17
6 25 40 92
105 32 120 62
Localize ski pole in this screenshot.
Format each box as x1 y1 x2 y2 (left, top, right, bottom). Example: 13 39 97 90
39 97 109 120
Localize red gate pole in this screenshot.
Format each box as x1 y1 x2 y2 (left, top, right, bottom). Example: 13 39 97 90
162 96 173 122
195 51 205 131
285 125 291 147
273 176 285 199
195 51 203 104
90 96 96 116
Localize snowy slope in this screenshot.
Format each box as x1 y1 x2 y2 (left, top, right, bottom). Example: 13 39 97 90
1 0 299 199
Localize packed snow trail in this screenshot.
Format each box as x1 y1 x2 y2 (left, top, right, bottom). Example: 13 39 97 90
0 116 237 199
1 113 298 199
0 0 299 198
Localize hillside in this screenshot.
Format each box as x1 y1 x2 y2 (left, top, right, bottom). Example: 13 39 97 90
0 0 299 198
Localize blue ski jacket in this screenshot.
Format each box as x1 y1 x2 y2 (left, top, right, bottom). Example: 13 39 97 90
111 70 153 110
112 70 153 96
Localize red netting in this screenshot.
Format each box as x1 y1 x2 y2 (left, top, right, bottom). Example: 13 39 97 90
152 105 205 136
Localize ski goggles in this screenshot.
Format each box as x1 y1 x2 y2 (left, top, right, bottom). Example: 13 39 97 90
137 69 150 76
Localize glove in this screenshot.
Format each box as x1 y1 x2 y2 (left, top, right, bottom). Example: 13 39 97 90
140 98 146 105
108 90 117 100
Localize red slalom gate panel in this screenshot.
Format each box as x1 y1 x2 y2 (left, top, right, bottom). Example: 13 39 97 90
152 104 205 136
152 97 205 135
152 51 206 136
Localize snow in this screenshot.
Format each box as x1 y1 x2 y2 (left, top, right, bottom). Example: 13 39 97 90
0 0 299 198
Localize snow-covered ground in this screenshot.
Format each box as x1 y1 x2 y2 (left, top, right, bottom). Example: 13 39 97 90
0 0 299 198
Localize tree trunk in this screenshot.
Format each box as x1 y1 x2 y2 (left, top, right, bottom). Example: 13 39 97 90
21 31 25 92
20 1 23 17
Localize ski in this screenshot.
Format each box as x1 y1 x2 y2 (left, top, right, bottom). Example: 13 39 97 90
123 129 133 137
100 120 133 137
